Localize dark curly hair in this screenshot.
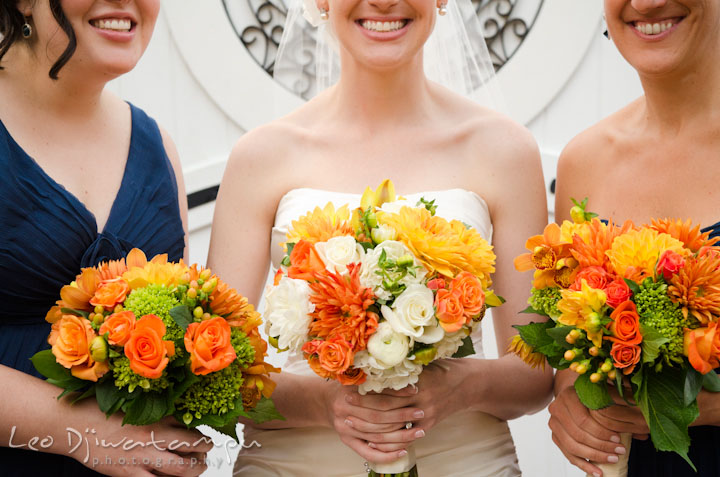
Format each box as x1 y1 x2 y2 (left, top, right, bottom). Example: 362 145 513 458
0 0 77 79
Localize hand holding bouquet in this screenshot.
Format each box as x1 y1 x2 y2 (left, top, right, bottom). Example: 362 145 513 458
512 199 720 475
32 249 281 440
264 180 502 476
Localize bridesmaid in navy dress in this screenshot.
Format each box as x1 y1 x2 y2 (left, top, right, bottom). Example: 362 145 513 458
551 0 720 476
0 1 210 476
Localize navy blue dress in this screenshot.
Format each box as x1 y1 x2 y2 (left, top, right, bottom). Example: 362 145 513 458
0 103 185 476
627 223 720 476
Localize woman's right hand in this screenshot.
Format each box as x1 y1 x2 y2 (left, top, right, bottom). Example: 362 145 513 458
549 384 627 476
71 400 213 477
324 384 425 464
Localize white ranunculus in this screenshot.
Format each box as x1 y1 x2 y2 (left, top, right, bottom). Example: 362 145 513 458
315 236 364 274
263 277 314 353
382 284 440 342
416 319 445 344
366 322 410 369
380 199 412 215
302 0 324 27
359 241 426 301
354 351 423 394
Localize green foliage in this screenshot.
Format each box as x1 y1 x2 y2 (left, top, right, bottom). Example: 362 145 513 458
245 396 285 424
684 367 704 407
169 305 193 331
451 336 475 358
112 356 171 393
639 324 670 365
528 287 562 319
30 350 88 393
574 373 613 410
124 284 183 342
122 390 173 426
176 362 245 421
702 370 720 392
416 197 437 216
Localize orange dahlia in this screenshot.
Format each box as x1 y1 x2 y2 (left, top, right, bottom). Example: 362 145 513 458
650 218 719 253
308 263 379 352
284 203 354 248
96 258 128 281
571 219 634 270
210 280 262 333
668 254 720 324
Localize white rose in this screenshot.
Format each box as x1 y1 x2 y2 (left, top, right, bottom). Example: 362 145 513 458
380 199 412 215
315 236 363 274
359 241 426 301
366 322 410 369
263 277 314 353
382 284 440 342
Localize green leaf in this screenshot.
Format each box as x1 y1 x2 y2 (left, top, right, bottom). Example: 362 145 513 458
96 377 127 416
30 350 87 392
60 308 90 318
169 305 193 331
514 321 554 350
546 325 576 349
684 367 704 407
245 397 285 425
636 366 698 470
574 373 613 410
640 324 669 364
519 305 544 316
623 278 641 295
451 336 476 358
122 391 172 426
72 386 97 404
702 370 720 392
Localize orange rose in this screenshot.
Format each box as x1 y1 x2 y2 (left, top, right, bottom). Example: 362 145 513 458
287 240 326 281
337 367 367 385
426 278 447 291
684 323 720 374
571 266 611 291
607 300 642 345
124 315 174 379
450 272 485 319
317 337 353 374
605 277 632 309
184 317 237 375
435 288 465 333
610 342 641 375
89 277 130 310
99 310 136 346
48 315 109 381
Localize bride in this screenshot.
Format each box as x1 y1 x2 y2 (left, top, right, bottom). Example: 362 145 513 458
207 0 552 474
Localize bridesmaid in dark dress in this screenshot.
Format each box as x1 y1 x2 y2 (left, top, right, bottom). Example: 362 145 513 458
0 1 210 476
550 0 720 476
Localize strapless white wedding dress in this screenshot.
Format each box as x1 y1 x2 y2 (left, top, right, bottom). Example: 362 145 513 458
234 188 520 477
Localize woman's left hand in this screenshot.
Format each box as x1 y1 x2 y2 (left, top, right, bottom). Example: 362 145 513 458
590 386 649 440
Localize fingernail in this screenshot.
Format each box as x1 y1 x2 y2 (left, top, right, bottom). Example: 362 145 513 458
414 430 425 438
345 395 353 403
593 473 600 477
610 435 620 443
368 442 376 448
344 419 353 428
608 455 619 463
398 450 408 457
413 410 425 419
615 446 626 455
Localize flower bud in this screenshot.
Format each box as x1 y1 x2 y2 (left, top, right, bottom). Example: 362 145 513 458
202 280 215 294
189 280 199 290
570 205 585 224
202 312 212 321
139 379 151 390
89 336 108 362
113 304 123 313
600 361 613 373
564 349 576 361
187 288 198 299
589 373 603 384
575 364 588 375
607 369 617 380
589 346 600 357
366 211 378 228
569 362 579 372
586 312 602 331
193 307 204 319
183 412 193 425
197 278 205 286
371 224 398 244
91 313 104 327
413 347 438 366
180 272 191 285
397 254 414 268
200 269 212 281
268 336 289 352
94 305 105 314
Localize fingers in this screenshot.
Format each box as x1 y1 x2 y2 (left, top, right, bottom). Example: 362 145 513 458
377 386 419 398
148 452 208 477
591 407 649 435
347 425 425 446
341 435 409 464
347 406 425 427
367 441 409 452
552 434 604 477
345 392 414 411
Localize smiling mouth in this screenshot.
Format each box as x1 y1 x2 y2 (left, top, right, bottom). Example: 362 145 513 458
90 18 134 33
359 19 409 33
632 17 683 36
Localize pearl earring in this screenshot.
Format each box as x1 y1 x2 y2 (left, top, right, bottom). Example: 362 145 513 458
438 3 448 16
319 8 329 20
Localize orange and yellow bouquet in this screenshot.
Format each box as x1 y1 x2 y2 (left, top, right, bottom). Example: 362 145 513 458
512 199 720 472
264 180 502 476
31 249 281 440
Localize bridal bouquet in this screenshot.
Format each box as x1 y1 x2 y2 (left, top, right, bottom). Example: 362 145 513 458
31 249 281 440
264 180 502 476
512 199 720 474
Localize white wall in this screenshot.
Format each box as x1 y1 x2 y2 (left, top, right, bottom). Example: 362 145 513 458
108 5 644 476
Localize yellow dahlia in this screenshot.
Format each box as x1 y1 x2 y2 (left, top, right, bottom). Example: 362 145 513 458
508 335 546 370
650 218 719 253
450 220 496 287
668 255 720 324
557 280 607 347
606 228 686 280
559 220 592 245
284 203 354 249
122 251 189 289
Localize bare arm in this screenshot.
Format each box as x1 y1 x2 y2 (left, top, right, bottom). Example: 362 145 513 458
159 126 190 262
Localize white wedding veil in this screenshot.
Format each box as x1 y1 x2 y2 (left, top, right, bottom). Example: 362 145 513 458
273 0 506 111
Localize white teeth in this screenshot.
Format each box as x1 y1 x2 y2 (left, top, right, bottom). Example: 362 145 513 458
635 20 675 36
92 18 132 32
361 20 405 32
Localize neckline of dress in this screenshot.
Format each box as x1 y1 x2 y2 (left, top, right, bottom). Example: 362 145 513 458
0 102 136 234
278 186 490 210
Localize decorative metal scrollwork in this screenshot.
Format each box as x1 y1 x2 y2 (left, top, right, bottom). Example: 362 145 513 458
224 0 543 99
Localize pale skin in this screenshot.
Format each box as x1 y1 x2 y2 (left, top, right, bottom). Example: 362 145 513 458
0 1 210 475
207 0 552 465
551 0 720 475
